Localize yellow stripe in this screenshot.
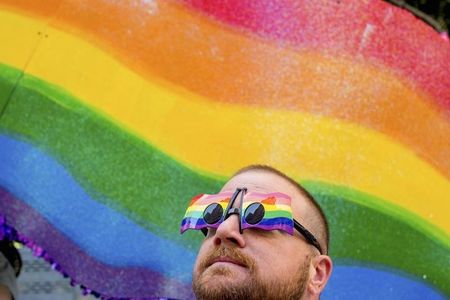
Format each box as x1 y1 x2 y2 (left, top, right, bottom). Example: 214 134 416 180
1 10 449 233
264 205 292 212
0 9 46 70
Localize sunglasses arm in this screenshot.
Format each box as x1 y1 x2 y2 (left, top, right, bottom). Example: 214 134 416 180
293 219 323 255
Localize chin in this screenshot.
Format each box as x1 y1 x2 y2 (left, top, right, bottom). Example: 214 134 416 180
202 265 237 280
193 272 248 300
196 265 246 288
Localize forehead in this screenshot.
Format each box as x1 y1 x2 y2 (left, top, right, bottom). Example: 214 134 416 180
221 170 309 217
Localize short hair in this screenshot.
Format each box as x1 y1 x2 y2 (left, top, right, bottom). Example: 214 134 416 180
233 164 330 255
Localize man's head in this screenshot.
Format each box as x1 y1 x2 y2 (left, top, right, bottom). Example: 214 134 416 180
191 165 332 300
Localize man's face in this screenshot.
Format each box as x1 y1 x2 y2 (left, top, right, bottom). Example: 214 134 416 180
192 170 317 300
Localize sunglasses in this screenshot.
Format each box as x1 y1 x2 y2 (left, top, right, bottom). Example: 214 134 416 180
180 187 323 254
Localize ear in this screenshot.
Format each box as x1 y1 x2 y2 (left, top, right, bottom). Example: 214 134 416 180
307 255 333 296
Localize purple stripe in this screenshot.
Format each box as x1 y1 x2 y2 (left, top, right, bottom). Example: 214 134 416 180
180 218 216 233
0 187 194 299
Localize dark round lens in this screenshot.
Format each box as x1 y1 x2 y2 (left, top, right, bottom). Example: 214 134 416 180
244 203 265 225
203 203 223 224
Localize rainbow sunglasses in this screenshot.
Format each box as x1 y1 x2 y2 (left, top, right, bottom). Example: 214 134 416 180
180 187 323 254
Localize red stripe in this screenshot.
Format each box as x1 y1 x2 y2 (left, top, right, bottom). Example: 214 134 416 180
181 0 450 113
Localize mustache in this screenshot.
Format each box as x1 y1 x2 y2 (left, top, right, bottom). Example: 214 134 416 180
199 246 256 272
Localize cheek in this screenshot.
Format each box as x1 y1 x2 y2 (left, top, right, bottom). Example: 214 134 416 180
252 238 306 278
257 251 291 277
193 240 211 272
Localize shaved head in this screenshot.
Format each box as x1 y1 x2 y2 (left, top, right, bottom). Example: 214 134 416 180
233 164 330 254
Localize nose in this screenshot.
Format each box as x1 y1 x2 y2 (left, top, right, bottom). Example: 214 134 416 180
213 214 246 248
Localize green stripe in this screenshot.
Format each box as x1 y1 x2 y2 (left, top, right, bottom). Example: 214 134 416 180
303 180 449 248
0 63 448 295
263 210 292 219
183 211 203 219
0 64 22 116
307 185 450 295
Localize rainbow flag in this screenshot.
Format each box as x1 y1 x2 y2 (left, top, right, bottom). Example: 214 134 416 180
181 192 295 234
180 192 231 233
241 192 294 233
0 0 448 299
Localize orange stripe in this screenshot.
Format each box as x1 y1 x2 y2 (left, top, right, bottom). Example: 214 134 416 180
2 0 449 179
0 0 61 18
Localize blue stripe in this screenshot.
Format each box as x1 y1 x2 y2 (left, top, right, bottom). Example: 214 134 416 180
181 217 207 227
255 217 293 226
0 134 195 283
323 265 446 299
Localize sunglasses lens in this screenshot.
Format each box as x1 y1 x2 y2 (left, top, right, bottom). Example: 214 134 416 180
203 203 223 224
244 203 265 225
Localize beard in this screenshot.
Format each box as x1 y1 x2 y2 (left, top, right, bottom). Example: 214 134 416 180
192 246 310 300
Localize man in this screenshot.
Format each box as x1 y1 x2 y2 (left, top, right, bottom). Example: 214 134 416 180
181 165 332 300
0 240 21 300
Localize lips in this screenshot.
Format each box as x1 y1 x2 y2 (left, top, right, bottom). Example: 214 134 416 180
208 256 247 268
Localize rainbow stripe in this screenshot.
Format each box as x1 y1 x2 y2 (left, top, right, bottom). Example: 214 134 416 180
0 0 449 299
